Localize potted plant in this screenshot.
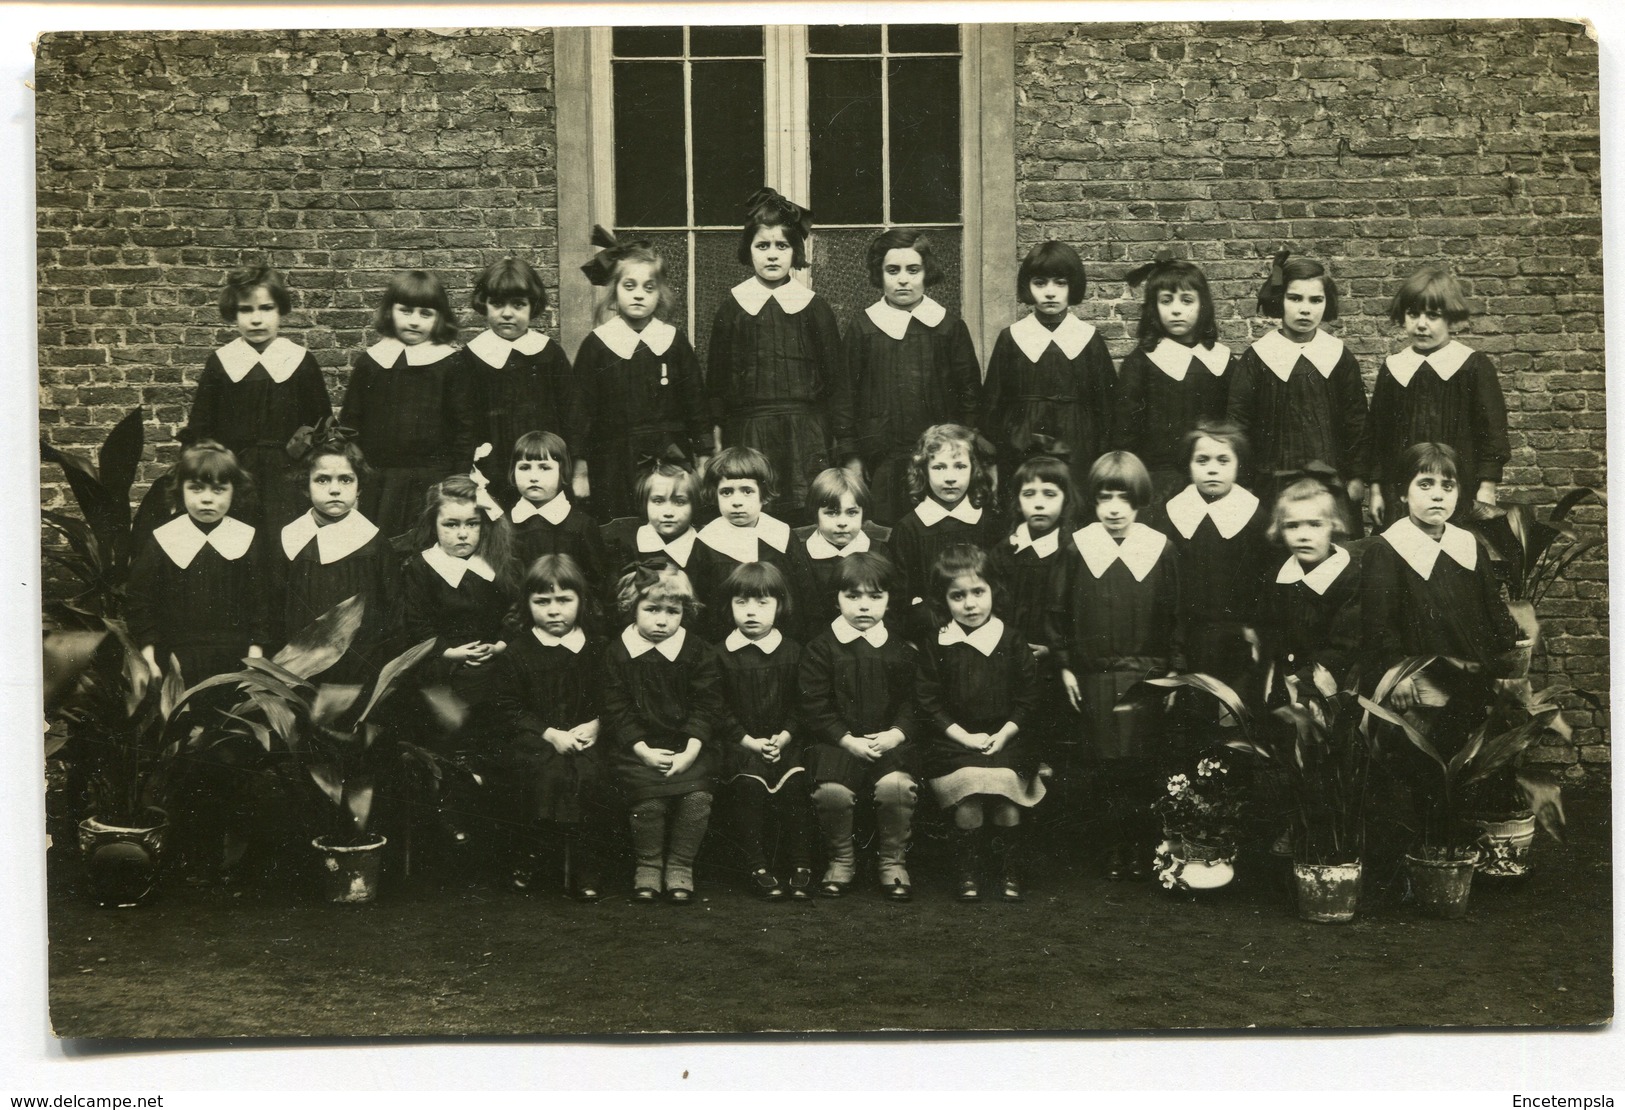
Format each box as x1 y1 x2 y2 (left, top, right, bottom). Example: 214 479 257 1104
1149 754 1245 892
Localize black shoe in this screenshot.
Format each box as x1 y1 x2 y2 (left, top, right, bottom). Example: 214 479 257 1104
437 812 472 846
631 887 659 904
1104 846 1130 882
885 879 913 903
1001 876 1024 903
956 875 982 902
788 867 815 900
666 888 695 905
570 883 603 903
818 879 849 898
750 868 786 900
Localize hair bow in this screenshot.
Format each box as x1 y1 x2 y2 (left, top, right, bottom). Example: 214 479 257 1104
971 431 999 464
466 444 503 521
619 556 670 593
1124 249 1177 290
580 225 652 287
743 186 814 240
635 442 693 475
1273 459 1341 489
286 415 357 461
1257 249 1291 311
1017 432 1071 461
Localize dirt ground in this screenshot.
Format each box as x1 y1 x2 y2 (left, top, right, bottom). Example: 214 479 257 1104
44 788 1613 1040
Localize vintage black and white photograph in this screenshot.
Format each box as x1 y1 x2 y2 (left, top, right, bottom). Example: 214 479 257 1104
21 0 1615 1070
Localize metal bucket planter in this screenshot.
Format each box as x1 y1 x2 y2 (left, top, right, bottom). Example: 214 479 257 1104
78 810 169 908
1293 860 1362 924
1407 849 1480 919
1155 834 1236 892
1474 813 1537 878
313 834 387 904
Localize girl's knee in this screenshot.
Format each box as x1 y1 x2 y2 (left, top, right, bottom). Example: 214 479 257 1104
811 782 856 813
953 798 985 830
991 799 1021 828
678 790 713 819
873 772 917 808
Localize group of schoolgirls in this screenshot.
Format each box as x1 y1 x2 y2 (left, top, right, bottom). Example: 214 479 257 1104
125 181 1521 902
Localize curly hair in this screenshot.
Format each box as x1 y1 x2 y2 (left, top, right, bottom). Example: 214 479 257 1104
219 264 291 322
614 564 702 623
925 542 999 630
907 424 996 511
171 439 254 516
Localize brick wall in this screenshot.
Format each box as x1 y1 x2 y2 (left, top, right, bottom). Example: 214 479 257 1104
1013 18 1607 779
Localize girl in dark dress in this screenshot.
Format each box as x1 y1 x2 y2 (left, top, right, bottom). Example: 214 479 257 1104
833 228 982 525
489 554 610 900
186 265 332 535
602 563 724 904
573 229 712 522
1227 254 1370 533
599 462 705 610
706 188 843 522
918 545 1043 903
1260 478 1361 706
504 431 606 589
798 552 921 901
339 270 473 539
692 446 797 641
460 258 579 507
787 467 892 639
982 241 1116 493
713 563 814 901
1367 267 1510 528
1048 451 1182 879
1114 257 1234 505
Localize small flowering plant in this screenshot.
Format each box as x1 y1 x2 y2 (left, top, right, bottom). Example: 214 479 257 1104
1152 756 1244 846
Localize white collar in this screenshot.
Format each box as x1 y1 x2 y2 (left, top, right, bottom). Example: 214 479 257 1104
938 616 1005 657
281 509 379 564
1252 329 1344 382
636 524 697 566
511 496 572 526
367 337 458 367
1382 516 1478 579
806 529 872 560
865 295 947 341
1275 545 1351 595
1072 522 1166 582
1010 522 1060 559
532 626 586 653
421 546 496 588
152 515 254 569
697 514 791 563
1146 337 1231 381
1010 313 1096 362
1385 339 1473 387
731 276 814 317
831 617 889 648
622 623 687 661
914 497 983 527
466 328 550 368
725 628 784 654
216 336 306 384
1164 484 1261 540
594 315 676 359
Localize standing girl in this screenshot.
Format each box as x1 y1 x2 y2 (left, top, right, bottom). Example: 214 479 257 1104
834 228 981 524
1047 451 1182 879
693 446 797 639
186 265 332 535
714 563 815 900
1367 266 1510 527
573 228 712 522
339 270 473 539
602 563 724 904
461 258 579 506
787 467 892 637
506 431 606 589
1260 478 1361 706
982 240 1117 493
917 545 1043 902
1115 256 1234 504
1227 253 1370 532
706 189 843 521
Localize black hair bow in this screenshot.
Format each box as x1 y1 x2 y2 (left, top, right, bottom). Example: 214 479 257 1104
619 557 670 592
743 186 814 240
286 415 358 461
580 225 653 287
1124 249 1177 290
635 442 693 475
1257 249 1291 311
1017 431 1071 462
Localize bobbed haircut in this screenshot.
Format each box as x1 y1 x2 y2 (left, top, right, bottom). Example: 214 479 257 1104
635 463 701 514
1008 454 1077 535
865 228 943 289
1267 478 1348 544
1017 240 1087 304
831 550 898 596
705 445 777 503
593 248 677 325
521 553 597 630
720 560 793 621
1260 257 1340 322
1137 260 1218 350
219 265 292 322
1182 418 1251 476
510 430 573 486
172 439 253 513
737 209 810 270
1387 265 1471 325
926 543 999 629
1086 450 1153 510
472 257 549 316
375 270 460 343
907 424 996 511
1398 441 1461 487
615 564 701 620
807 467 872 515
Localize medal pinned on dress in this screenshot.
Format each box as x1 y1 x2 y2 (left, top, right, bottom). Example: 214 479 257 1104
660 362 669 386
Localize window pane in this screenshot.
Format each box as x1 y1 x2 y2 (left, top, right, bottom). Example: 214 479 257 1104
888 57 960 223
693 230 740 366
690 25 763 56
808 25 881 54
641 231 690 334
808 59 883 225
614 62 687 227
888 24 961 53
613 27 683 57
692 61 764 226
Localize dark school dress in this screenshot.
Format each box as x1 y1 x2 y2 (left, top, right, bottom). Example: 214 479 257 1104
187 337 333 535
273 510 400 688
917 618 1043 805
798 621 920 792
507 497 607 587
598 521 705 611
1114 338 1234 504
489 628 608 824
714 631 806 792
707 280 843 518
981 313 1116 492
785 523 893 640
1227 329 1370 495
690 515 799 641
988 523 1068 755
1366 340 1510 500
1046 523 1183 762
125 515 272 686
601 627 725 802
832 297 981 525
1259 546 1361 706
400 548 513 748
459 329 576 507
339 338 474 540
887 499 1002 643
573 317 711 523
